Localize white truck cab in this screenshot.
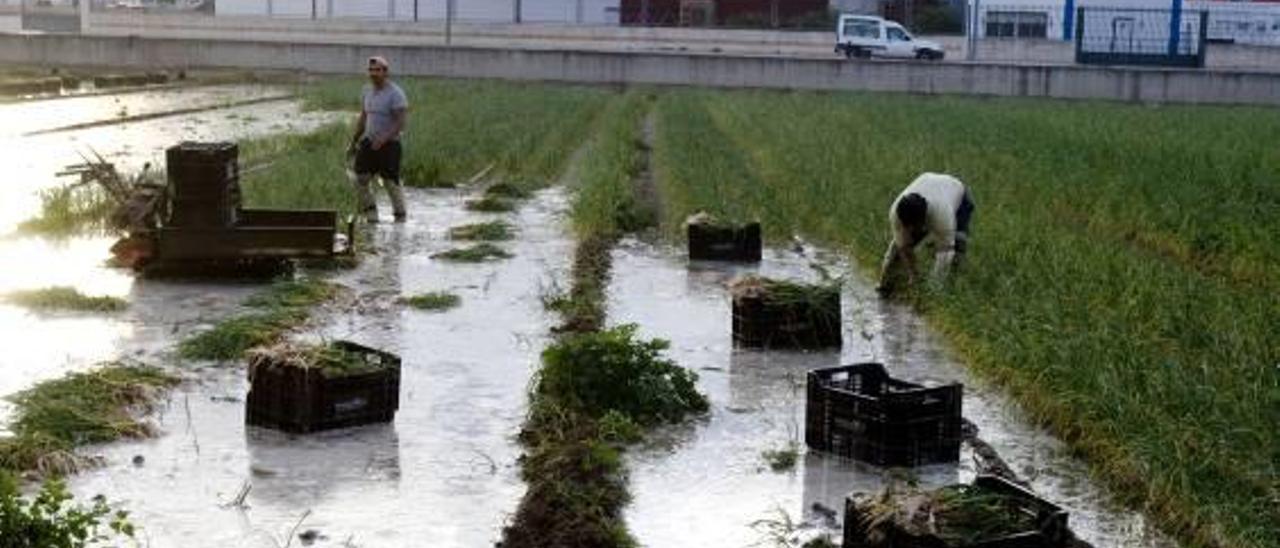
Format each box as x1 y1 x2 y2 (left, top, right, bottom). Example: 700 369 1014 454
835 14 945 60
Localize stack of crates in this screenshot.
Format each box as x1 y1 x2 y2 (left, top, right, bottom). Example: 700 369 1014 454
165 141 241 228
805 363 962 467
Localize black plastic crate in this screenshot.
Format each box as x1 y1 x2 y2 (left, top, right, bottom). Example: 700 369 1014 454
688 221 762 262
731 279 841 349
805 363 961 466
246 341 401 434
166 141 241 201
843 475 1070 548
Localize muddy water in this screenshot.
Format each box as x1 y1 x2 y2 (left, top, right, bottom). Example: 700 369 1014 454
0 85 338 418
610 239 1175 548
65 188 572 547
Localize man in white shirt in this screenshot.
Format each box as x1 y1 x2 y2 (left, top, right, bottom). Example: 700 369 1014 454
876 173 975 295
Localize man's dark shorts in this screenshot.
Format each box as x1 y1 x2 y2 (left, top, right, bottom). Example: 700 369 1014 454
354 139 402 181
955 189 975 253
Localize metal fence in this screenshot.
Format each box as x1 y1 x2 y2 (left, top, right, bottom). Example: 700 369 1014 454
1205 7 1280 46
1075 6 1207 68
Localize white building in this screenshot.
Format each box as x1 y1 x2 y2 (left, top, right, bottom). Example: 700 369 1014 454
214 0 622 24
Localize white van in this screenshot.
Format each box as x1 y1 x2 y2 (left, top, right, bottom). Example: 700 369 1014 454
835 14 946 60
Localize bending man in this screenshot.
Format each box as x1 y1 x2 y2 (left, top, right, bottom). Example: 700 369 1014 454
876 172 975 295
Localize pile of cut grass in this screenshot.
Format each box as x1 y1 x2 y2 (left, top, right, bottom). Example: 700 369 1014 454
2 287 126 312
400 291 461 311
857 482 1043 546
652 89 1280 547
447 220 514 241
178 278 342 361
464 195 517 213
248 341 391 378
0 363 178 475
729 275 839 306
431 243 512 262
504 326 707 548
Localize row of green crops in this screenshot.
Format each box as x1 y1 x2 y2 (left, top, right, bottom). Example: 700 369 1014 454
239 79 613 218
650 89 1279 548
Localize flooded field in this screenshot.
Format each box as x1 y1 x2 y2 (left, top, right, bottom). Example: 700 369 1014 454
0 80 1225 548
609 240 1175 547
0 88 335 436
64 188 573 547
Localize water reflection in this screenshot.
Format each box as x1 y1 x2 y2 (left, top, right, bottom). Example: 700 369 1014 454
0 86 341 411
615 238 1173 547
245 424 402 508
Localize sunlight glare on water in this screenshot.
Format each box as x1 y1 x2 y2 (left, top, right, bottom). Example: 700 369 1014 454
0 84 341 419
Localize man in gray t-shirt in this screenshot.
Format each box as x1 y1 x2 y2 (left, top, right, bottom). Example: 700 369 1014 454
347 55 409 223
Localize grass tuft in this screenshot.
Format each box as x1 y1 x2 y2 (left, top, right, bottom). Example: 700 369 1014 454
431 243 513 262
484 182 531 199
16 185 117 236
447 220 514 241
178 278 341 362
464 196 517 213
762 442 800 473
400 291 461 311
0 363 178 475
2 287 126 312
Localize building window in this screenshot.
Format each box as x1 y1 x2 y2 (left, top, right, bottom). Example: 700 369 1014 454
986 11 1048 38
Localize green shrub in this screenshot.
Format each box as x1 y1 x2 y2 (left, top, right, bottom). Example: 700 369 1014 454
0 475 135 548
536 324 708 426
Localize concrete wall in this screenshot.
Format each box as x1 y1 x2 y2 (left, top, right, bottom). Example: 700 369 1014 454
1 33 1277 106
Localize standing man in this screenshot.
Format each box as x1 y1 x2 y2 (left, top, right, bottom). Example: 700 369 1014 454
348 55 409 223
876 172 975 296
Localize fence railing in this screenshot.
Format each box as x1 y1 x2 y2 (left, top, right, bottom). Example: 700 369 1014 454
1075 6 1207 68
